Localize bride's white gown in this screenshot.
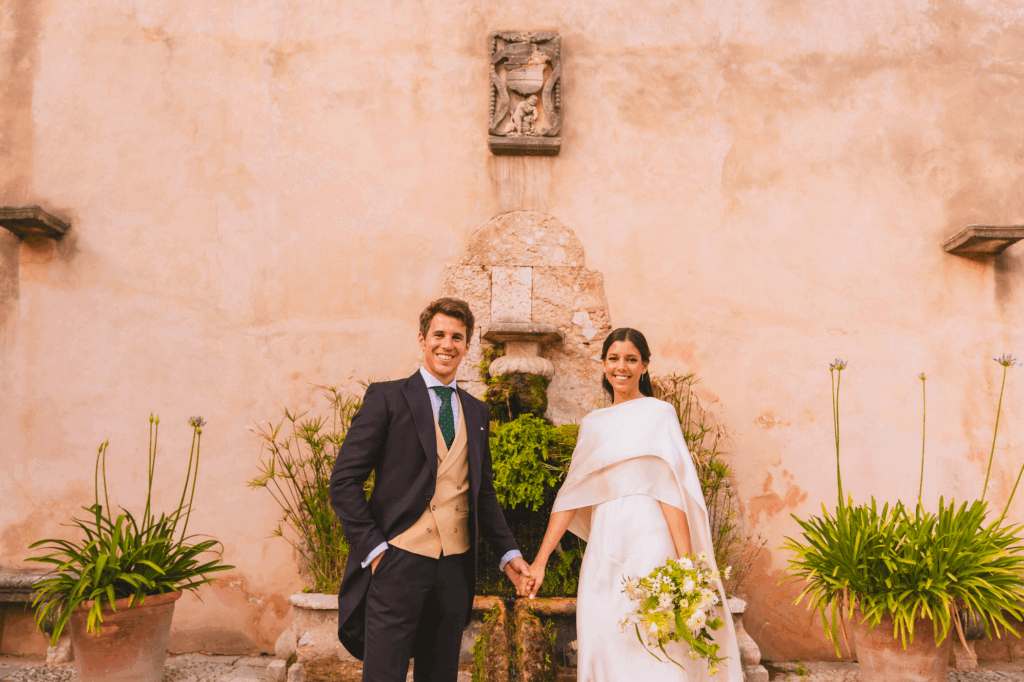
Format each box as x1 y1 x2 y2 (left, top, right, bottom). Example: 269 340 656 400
552 398 742 682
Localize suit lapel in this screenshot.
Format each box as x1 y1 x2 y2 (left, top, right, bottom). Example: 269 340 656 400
402 372 439 479
459 387 483 496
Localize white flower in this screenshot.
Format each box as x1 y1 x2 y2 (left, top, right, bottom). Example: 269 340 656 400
682 578 696 594
686 610 707 633
658 593 674 610
649 622 659 634
679 557 693 570
697 551 708 563
724 566 733 579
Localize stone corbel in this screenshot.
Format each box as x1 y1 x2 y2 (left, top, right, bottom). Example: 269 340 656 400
483 321 563 378
0 206 70 240
943 225 1024 256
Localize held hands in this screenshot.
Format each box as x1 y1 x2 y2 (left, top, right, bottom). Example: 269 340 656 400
526 559 545 598
504 557 536 597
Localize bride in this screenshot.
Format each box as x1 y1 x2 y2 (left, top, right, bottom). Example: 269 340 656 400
527 328 742 682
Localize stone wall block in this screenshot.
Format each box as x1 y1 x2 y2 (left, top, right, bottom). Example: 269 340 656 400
280 594 355 664
491 266 532 321
533 267 612 423
265 660 287 682
462 212 584 267
440 265 491 385
441 265 492 329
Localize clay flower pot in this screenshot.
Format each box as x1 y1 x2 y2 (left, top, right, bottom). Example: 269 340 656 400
851 611 951 682
68 591 181 682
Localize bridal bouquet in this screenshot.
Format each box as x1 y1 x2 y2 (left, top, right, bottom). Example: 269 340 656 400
620 553 730 675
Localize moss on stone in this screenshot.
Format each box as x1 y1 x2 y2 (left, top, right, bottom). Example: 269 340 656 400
486 372 550 422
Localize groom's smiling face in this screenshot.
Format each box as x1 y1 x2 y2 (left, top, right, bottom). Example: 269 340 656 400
418 313 468 384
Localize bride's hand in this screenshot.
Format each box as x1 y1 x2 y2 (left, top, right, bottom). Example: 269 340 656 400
527 560 545 597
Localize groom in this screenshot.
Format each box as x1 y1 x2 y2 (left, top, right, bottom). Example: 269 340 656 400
330 297 533 682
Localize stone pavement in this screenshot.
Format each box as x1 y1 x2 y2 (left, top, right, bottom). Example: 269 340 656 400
0 654 473 681
3 656 1024 681
767 661 1024 681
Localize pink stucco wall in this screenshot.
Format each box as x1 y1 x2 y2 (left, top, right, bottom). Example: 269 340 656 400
3 0 1024 660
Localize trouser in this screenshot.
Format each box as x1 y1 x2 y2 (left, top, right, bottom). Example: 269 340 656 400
362 547 471 682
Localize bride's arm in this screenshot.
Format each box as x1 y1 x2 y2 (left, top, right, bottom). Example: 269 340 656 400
527 509 576 597
660 501 693 558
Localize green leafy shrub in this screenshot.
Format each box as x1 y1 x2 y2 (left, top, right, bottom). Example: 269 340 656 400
249 385 362 594
479 414 580 597
28 416 233 644
490 414 576 511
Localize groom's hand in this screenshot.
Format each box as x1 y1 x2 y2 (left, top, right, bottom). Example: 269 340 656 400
370 551 385 574
504 557 534 597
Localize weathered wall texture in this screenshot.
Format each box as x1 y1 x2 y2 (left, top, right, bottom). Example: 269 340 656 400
3 0 1024 660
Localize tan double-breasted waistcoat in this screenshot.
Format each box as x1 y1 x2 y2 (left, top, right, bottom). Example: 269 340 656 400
387 397 471 558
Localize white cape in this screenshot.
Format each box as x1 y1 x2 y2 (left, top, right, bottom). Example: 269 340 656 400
552 397 743 682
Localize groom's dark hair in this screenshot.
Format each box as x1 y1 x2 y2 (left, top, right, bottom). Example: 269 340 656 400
419 297 475 341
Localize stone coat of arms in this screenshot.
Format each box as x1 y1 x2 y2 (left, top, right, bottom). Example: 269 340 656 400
488 31 562 156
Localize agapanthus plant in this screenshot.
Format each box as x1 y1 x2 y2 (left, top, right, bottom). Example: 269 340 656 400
28 416 233 644
783 357 1024 656
620 553 731 675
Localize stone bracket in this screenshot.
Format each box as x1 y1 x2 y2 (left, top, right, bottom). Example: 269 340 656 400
488 136 561 156
0 206 70 240
942 225 1024 256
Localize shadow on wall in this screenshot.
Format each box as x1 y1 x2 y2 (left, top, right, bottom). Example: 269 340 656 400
0 231 17 351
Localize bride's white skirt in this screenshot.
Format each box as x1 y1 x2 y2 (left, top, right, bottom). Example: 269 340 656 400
577 495 719 682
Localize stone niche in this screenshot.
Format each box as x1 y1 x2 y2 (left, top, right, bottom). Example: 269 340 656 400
441 211 611 424
488 32 562 156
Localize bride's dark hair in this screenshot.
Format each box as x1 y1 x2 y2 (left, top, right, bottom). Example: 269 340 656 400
600 328 654 400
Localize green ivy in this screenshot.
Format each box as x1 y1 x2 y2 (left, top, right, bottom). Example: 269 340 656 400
490 415 576 511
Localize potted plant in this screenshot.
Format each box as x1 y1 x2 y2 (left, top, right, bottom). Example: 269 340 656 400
249 385 362 667
27 415 233 682
783 358 1024 682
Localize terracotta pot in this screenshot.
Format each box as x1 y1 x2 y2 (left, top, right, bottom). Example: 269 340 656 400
68 591 182 682
851 611 951 682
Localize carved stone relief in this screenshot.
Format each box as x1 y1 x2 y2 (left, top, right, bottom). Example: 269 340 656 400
488 32 562 156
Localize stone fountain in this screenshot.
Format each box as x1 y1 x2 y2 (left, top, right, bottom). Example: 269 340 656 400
482 321 563 420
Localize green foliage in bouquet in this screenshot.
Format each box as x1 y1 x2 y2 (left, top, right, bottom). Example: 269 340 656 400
621 553 729 675
249 385 363 594
28 416 233 644
783 357 1024 654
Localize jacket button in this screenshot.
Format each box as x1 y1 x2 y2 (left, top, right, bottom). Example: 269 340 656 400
431 505 436 511
424 494 431 501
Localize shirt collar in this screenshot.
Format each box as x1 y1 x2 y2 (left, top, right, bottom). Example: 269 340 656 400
419 366 458 391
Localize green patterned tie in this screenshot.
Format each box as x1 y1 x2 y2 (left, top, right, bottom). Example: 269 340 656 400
431 386 456 449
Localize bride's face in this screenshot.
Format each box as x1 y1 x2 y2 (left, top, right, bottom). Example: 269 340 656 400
603 340 649 397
